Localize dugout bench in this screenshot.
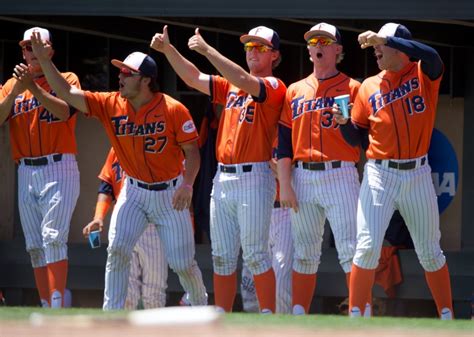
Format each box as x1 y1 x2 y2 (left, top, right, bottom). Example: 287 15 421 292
0 240 472 318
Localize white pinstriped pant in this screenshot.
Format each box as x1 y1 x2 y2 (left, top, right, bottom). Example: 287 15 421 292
353 158 446 272
210 162 275 276
240 207 294 313
125 223 168 309
18 154 80 268
103 175 207 310
291 164 359 274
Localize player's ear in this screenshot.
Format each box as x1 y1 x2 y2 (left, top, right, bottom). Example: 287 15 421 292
141 76 151 86
271 50 280 62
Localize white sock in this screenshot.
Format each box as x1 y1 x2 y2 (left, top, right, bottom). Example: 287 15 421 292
364 303 372 318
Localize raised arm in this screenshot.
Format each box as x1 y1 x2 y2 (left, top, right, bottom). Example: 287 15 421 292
30 31 89 114
151 25 210 95
385 37 443 80
13 63 71 121
188 28 262 97
0 79 26 125
358 30 442 80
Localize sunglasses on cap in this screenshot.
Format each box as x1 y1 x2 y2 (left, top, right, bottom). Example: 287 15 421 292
243 42 273 53
307 36 336 47
119 67 141 77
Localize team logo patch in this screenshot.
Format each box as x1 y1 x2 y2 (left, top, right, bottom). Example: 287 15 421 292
182 120 196 133
265 76 279 89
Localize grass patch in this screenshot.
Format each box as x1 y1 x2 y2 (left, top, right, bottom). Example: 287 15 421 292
0 307 125 321
224 313 474 331
0 307 472 332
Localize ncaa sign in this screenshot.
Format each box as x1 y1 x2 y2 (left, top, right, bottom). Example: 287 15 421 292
428 128 458 214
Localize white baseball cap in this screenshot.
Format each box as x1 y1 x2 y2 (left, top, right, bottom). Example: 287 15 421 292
378 23 412 40
304 22 342 43
240 26 280 50
111 52 158 78
19 27 51 47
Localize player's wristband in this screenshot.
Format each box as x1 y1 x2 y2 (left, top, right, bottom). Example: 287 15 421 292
181 183 193 191
94 199 112 220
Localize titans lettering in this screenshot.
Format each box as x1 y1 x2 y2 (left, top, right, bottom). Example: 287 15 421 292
368 78 419 115
290 96 335 120
111 116 166 136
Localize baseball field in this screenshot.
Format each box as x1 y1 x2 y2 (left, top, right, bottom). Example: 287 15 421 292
0 307 472 337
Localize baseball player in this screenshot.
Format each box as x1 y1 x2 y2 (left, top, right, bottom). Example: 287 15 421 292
336 23 453 319
277 23 361 315
241 144 294 314
32 35 208 310
0 27 80 308
83 147 168 309
151 25 286 313
240 198 294 314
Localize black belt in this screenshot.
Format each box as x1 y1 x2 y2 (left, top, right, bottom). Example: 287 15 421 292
375 157 426 170
274 201 281 208
129 178 177 191
219 164 253 173
296 161 342 171
22 154 63 166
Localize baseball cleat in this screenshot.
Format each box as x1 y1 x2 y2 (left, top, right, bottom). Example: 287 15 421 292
292 304 305 315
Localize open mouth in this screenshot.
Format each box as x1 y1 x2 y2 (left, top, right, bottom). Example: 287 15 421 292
316 52 323 59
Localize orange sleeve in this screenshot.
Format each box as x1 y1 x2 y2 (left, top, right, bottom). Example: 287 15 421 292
172 103 199 145
0 78 13 99
83 90 115 121
350 84 370 128
210 75 230 106
97 148 123 200
63 72 81 90
279 84 294 129
260 76 286 110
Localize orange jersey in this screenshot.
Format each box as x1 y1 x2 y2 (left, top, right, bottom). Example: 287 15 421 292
351 62 442 159
279 72 360 162
98 147 123 200
0 73 80 161
84 91 198 183
211 75 286 164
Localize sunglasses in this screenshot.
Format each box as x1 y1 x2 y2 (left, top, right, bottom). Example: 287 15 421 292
243 42 273 53
22 44 33 52
307 37 336 47
119 67 141 77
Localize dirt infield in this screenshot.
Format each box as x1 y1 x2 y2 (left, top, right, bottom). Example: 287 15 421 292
1 321 472 337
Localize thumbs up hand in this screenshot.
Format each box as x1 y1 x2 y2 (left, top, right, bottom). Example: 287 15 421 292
188 28 210 56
